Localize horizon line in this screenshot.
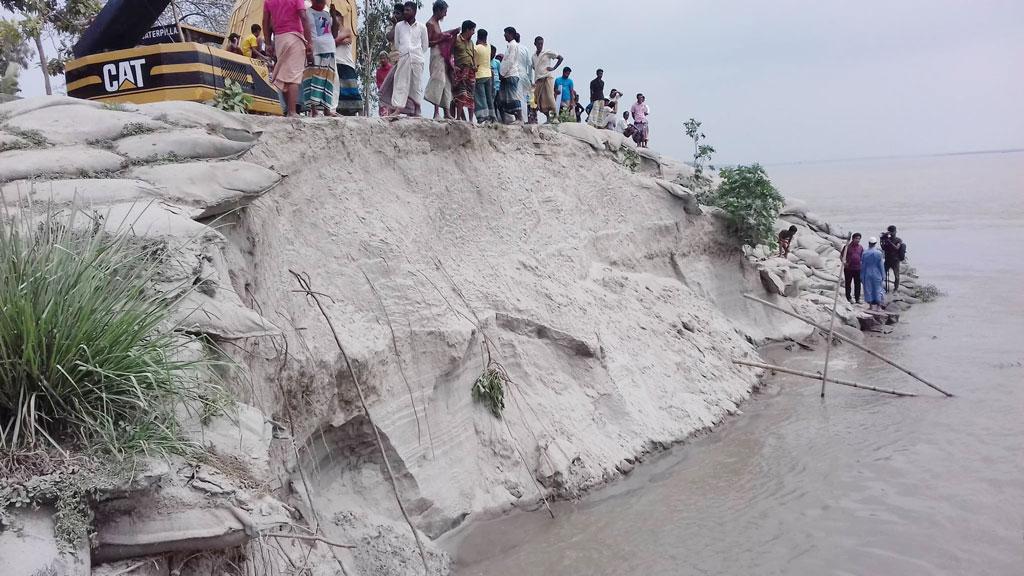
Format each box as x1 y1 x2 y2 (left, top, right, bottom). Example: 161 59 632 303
758 147 1024 168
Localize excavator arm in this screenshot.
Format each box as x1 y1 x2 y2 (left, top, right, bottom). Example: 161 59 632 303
74 0 172 58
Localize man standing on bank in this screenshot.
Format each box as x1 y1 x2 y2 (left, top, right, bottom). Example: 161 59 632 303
424 0 455 119
473 29 495 123
263 0 313 117
861 237 887 311
588 68 605 118
844 233 864 304
390 1 429 117
531 36 563 123
880 225 905 292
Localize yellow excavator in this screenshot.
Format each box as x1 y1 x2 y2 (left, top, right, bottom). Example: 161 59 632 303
64 0 358 115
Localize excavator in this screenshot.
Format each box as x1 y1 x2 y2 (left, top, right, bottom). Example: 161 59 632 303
64 0 358 115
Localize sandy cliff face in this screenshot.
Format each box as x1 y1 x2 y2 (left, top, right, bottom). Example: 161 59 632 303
1 97 863 575
221 118 809 571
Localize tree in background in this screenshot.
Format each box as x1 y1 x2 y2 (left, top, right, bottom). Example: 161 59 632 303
683 117 716 198
356 0 420 116
711 164 784 247
155 0 233 33
0 18 30 95
0 0 101 94
356 0 395 116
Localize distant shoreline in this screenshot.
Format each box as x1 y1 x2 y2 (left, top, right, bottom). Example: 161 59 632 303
765 147 1024 167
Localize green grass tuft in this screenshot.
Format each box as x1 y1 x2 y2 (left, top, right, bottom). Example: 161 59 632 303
0 208 220 458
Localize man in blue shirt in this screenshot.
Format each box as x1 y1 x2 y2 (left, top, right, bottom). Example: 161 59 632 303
554 67 574 116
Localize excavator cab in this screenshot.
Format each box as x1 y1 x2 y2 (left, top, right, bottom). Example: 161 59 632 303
64 0 282 114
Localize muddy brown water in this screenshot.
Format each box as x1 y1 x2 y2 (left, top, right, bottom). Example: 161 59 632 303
448 152 1024 575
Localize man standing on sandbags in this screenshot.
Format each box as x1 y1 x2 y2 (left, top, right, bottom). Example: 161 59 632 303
531 36 563 123
881 225 905 292
844 233 865 304
390 1 429 117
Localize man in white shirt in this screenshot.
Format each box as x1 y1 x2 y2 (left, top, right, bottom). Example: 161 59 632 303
496 26 523 123
531 36 563 122
390 1 429 116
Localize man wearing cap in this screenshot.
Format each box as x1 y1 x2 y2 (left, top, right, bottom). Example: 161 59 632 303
861 237 886 311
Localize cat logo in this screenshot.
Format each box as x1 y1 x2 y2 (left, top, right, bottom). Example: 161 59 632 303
102 59 146 92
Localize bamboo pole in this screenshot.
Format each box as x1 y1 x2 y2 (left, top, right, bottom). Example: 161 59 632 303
742 293 953 397
169 0 187 43
733 360 917 397
821 234 853 397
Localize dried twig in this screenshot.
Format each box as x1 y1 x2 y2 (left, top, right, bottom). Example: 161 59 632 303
290 270 431 574
261 532 357 549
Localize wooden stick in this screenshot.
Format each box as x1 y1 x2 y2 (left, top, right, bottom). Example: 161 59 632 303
742 293 953 397
821 234 853 397
733 360 917 397
291 271 431 574
262 532 357 549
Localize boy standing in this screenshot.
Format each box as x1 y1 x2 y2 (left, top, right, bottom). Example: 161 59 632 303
302 0 337 116
242 24 269 60
554 67 573 115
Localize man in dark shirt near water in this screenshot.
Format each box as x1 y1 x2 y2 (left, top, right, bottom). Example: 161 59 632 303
880 225 904 292
844 233 864 304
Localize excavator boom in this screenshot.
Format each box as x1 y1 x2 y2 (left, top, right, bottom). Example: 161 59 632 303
74 0 172 58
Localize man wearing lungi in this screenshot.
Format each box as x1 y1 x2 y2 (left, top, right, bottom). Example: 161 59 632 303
263 0 313 117
531 36 563 123
390 1 429 116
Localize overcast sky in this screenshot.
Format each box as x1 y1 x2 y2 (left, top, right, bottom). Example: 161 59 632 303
12 0 1024 164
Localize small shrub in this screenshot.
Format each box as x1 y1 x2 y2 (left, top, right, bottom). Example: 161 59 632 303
0 208 219 457
102 103 132 112
556 106 577 124
472 366 508 418
914 283 942 302
683 118 716 196
212 78 253 114
710 163 784 247
6 127 49 148
119 122 155 138
0 451 132 551
620 147 640 173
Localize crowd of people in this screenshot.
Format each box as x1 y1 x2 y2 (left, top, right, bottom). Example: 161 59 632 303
256 0 654 146
779 225 907 311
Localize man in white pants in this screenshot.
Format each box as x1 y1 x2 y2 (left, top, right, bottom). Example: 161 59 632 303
390 1 428 116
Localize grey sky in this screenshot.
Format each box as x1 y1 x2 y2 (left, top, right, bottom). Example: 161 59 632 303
12 0 1024 164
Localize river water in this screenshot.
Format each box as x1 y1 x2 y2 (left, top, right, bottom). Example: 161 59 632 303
449 151 1024 575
